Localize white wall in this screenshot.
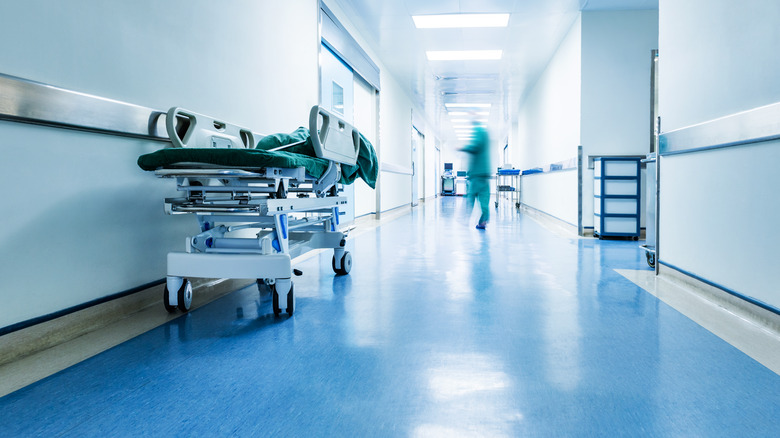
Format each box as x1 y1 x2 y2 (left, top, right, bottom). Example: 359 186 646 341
379 71 413 211
521 170 579 227
424 134 438 199
580 9 659 229
659 1 780 132
581 10 658 157
660 143 780 305
353 76 377 217
659 0 780 309
0 0 319 329
513 16 581 220
515 16 582 171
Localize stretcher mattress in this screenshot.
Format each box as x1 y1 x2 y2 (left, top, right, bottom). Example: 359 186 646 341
138 127 378 188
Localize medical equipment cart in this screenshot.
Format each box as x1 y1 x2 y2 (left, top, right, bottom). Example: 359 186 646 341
495 168 520 209
593 157 641 239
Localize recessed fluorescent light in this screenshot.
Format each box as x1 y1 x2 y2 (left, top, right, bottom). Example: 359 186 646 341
413 14 510 29
448 111 489 116
445 103 492 108
427 50 502 61
451 118 488 123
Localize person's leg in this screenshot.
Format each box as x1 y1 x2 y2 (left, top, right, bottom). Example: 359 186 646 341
477 188 490 224
475 177 490 227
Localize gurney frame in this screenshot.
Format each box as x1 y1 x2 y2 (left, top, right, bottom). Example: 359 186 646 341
155 106 358 316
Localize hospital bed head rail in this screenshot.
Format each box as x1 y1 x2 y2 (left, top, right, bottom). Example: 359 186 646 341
166 107 257 149
309 106 360 166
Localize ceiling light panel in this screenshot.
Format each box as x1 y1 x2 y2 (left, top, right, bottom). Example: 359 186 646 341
427 50 503 61
448 111 489 116
451 118 488 123
445 103 492 108
413 13 510 29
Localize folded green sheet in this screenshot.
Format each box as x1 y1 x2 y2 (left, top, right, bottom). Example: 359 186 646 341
138 127 378 188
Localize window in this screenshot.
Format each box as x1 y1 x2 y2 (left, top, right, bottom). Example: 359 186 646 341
332 82 344 115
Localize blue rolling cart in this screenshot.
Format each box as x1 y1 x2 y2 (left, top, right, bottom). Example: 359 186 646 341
594 157 641 239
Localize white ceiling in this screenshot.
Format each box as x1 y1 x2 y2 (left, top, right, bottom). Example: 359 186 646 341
330 0 658 144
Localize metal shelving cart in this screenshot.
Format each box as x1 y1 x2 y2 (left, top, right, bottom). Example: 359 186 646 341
594 157 641 239
495 168 520 209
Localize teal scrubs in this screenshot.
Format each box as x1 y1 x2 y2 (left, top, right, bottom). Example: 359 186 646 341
460 125 492 225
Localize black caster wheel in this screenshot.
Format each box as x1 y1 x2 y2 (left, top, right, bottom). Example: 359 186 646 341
177 279 192 312
272 285 281 315
646 252 656 268
271 282 294 316
286 284 295 316
332 251 352 276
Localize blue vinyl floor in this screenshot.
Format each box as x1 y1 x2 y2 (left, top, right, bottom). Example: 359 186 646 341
1 197 778 437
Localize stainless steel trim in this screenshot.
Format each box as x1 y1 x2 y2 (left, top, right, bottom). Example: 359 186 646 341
660 101 780 155
0 73 169 141
172 205 261 213
650 50 659 153
155 169 263 178
578 145 583 236
655 153 660 275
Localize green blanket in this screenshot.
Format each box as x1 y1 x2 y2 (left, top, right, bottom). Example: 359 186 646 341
138 127 378 188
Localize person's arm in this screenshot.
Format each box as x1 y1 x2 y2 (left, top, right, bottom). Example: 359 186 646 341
460 137 479 154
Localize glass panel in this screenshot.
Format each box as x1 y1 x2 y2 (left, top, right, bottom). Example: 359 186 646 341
332 81 344 115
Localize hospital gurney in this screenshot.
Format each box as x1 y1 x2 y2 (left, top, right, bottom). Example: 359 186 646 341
138 105 376 316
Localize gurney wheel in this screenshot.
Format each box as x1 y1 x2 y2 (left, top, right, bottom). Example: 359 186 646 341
163 287 177 313
272 288 280 315
287 284 295 316
646 252 656 268
271 282 294 316
332 251 352 276
177 279 192 312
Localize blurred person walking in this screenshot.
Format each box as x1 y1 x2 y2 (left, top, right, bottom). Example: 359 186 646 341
460 121 492 229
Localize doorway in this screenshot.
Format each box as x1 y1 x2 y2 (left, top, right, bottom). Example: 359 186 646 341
411 126 424 207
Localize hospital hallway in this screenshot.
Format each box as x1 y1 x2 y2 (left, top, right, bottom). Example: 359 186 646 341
1 196 778 437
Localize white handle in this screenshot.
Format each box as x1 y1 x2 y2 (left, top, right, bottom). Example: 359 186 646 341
165 107 255 149
309 106 360 165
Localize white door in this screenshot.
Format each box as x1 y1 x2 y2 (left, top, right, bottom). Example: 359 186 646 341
435 145 441 196
353 76 377 217
321 45 355 223
411 127 423 206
